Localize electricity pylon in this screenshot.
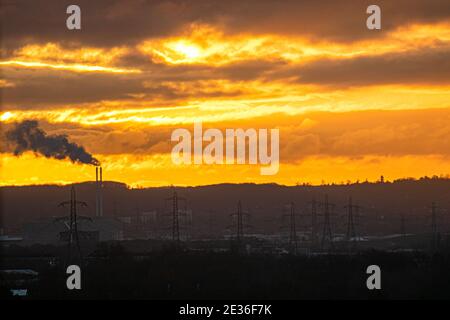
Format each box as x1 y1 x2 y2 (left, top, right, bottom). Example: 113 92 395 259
318 195 335 252
430 202 440 252
165 191 187 248
229 200 251 253
310 198 318 250
344 197 362 252
281 202 298 254
288 202 298 254
55 186 91 266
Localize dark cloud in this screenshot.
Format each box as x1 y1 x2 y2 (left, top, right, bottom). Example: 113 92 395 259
115 51 155 69
214 0 450 41
2 0 449 50
2 120 100 165
0 59 281 107
1 0 189 49
281 46 450 87
219 60 286 81
1 68 145 106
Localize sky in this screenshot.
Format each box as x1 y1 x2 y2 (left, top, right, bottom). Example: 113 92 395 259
1 0 450 187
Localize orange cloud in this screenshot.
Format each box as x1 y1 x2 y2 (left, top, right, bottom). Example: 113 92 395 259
2 84 450 126
138 23 450 66
0 43 141 73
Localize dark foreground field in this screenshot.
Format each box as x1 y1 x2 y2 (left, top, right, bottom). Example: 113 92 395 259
1 244 450 300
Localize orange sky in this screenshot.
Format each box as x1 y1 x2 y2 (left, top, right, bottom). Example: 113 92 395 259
1 1 450 187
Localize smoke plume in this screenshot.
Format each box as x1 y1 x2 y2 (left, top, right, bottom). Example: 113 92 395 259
4 120 100 166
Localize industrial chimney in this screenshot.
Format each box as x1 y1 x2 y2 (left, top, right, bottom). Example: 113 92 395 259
95 166 103 217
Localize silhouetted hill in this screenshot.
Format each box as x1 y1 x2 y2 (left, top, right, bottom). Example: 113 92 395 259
1 177 450 235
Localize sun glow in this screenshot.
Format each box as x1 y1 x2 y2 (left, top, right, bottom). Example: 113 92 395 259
172 41 202 59
139 23 450 66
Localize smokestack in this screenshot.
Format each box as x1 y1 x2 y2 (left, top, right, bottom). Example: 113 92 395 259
99 166 103 217
95 166 103 217
95 166 99 217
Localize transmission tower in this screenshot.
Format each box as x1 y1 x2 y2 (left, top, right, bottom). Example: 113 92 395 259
345 197 356 240
310 198 318 250
318 195 335 251
229 200 250 253
344 197 362 251
281 202 298 254
55 186 91 265
165 191 187 246
236 200 244 244
288 203 297 253
430 202 440 252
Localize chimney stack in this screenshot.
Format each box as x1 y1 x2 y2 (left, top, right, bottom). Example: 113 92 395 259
95 166 99 217
95 166 103 217
99 166 103 217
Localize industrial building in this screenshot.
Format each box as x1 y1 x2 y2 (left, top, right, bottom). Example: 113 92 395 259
117 210 158 239
22 217 123 245
21 167 123 245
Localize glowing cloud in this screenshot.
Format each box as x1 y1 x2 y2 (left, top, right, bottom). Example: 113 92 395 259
0 43 141 73
138 23 450 66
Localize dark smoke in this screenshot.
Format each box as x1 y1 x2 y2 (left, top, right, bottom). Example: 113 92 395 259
5 120 100 166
